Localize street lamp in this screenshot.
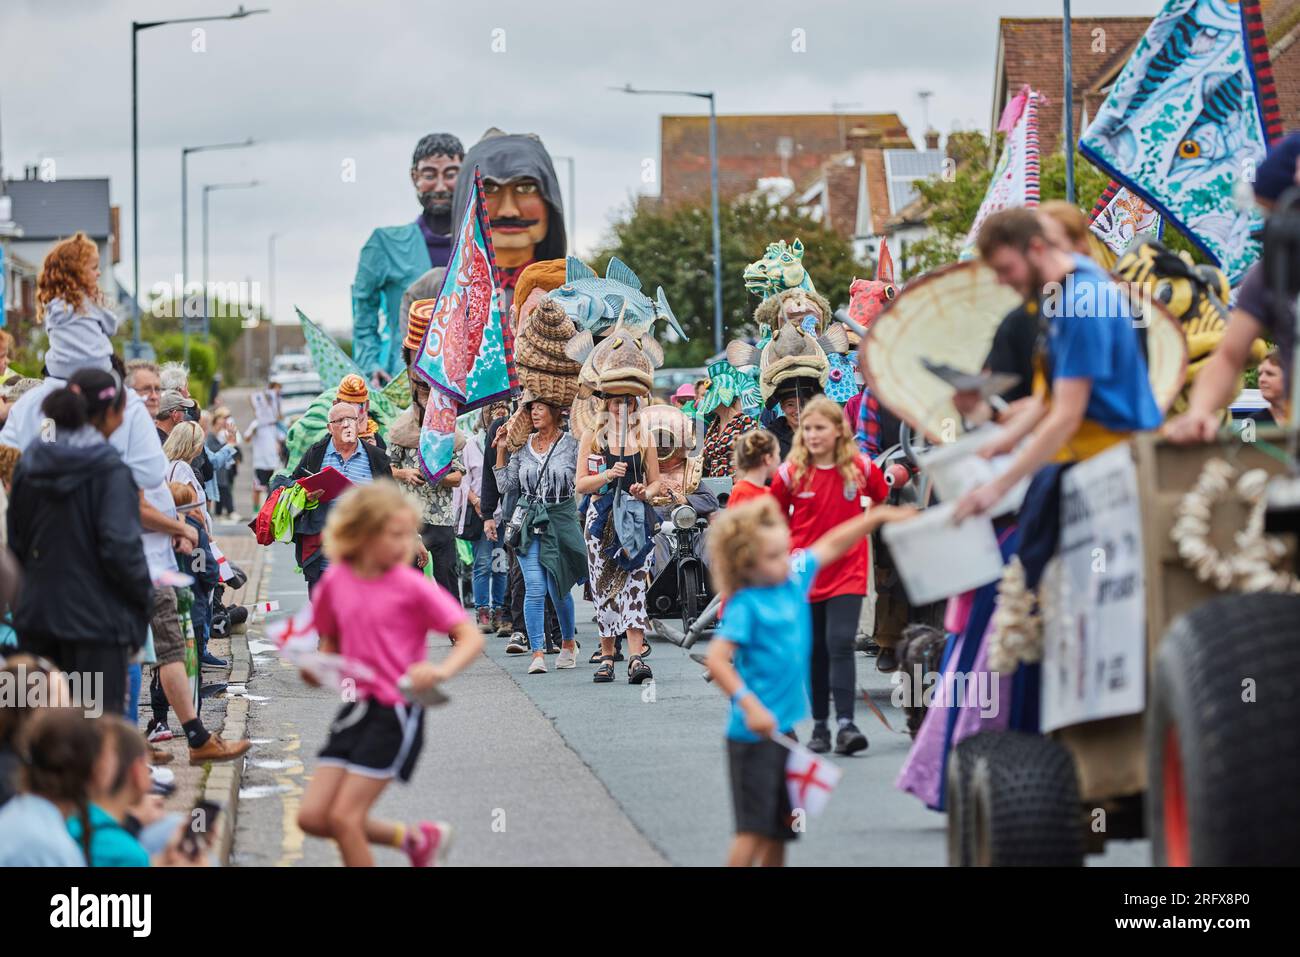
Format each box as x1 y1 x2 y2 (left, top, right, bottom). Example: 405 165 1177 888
267 232 280 360
615 83 723 354
202 180 260 346
130 5 268 358
182 138 254 365
552 155 577 255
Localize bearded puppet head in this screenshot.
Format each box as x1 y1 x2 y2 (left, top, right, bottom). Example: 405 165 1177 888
410 133 465 220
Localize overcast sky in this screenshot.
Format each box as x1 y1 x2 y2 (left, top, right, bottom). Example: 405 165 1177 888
1 0 1163 334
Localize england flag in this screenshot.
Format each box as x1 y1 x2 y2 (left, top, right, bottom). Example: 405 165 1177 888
779 738 842 818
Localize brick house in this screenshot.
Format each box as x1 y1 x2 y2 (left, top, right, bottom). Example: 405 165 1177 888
659 112 913 206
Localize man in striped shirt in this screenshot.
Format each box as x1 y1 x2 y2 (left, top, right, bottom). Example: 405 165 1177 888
321 403 375 484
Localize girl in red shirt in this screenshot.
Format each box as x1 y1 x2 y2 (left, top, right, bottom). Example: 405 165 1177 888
727 428 779 509
770 396 888 756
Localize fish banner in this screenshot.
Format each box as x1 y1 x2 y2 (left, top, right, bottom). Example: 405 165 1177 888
960 86 1040 260
411 168 517 481
1089 181 1164 255
1079 0 1283 283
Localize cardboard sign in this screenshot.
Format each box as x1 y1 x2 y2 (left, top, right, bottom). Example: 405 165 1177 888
1040 444 1146 732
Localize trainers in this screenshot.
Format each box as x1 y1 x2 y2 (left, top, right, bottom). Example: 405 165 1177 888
808 724 832 754
528 656 547 675
875 647 899 673
188 736 252 766
149 747 173 766
834 723 869 756
555 646 577 669
476 609 493 631
405 821 453 867
505 633 529 655
145 720 174 743
201 651 228 669
496 619 514 637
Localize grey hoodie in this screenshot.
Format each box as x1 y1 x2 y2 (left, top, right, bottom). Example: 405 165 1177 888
452 129 566 262
42 297 119 379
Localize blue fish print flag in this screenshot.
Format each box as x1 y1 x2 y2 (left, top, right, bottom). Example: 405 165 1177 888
411 169 517 481
1080 0 1283 282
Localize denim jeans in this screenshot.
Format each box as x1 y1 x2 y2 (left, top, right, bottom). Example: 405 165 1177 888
519 536 575 652
471 534 506 610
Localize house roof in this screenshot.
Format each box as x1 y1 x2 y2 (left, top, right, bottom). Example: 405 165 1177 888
660 112 913 204
1264 0 1300 130
883 150 946 215
992 16 1152 155
4 178 112 240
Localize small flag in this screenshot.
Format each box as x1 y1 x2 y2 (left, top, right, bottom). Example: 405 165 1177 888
267 604 315 650
266 603 376 687
775 736 842 818
250 601 281 614
208 541 237 583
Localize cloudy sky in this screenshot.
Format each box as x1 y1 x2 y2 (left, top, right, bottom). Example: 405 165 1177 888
1 0 1163 334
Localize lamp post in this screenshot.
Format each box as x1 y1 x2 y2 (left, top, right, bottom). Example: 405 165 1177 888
1063 0 1076 204
130 5 268 358
267 232 280 361
615 84 723 354
182 139 254 365
553 155 577 255
202 180 260 350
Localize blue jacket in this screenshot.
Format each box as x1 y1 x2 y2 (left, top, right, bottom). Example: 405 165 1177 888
351 221 432 381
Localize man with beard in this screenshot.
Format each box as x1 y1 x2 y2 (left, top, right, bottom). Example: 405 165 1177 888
351 132 464 385
451 129 566 314
952 207 1161 521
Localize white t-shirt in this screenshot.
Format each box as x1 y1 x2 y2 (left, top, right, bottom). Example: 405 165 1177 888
166 458 210 528
141 481 180 580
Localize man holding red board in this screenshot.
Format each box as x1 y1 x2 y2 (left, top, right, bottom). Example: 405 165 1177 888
278 403 394 595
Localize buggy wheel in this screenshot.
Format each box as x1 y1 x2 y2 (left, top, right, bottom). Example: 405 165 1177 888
1148 593 1300 865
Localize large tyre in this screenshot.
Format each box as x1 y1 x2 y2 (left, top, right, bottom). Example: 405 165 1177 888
951 731 1083 866
1148 593 1300 866
946 732 1013 866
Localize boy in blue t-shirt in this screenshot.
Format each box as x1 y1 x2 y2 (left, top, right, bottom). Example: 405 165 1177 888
705 497 914 867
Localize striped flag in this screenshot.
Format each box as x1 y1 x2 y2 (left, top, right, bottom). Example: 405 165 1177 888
960 86 1040 260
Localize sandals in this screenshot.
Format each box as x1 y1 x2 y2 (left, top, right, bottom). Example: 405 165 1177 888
593 655 616 683
627 655 653 685
589 648 624 665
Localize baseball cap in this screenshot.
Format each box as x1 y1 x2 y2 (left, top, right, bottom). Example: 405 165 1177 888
158 390 196 415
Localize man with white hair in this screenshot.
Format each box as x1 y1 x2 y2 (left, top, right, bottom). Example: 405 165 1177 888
278 402 394 594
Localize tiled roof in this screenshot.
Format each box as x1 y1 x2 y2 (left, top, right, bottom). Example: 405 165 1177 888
1264 0 1300 130
4 178 112 240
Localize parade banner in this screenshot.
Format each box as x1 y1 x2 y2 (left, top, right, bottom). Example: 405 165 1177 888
1079 0 1283 283
960 86 1040 260
411 169 517 481
297 306 361 393
1040 445 1146 733
1089 181 1163 256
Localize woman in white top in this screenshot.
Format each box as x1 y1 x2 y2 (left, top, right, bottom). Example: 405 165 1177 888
163 421 210 529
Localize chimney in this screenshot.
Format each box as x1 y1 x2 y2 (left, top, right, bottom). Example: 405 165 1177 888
924 129 941 151
845 126 882 153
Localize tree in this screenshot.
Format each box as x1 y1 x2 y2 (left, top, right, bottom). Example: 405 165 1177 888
590 196 868 366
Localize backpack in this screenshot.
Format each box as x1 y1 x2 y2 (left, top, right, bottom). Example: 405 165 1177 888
250 485 284 546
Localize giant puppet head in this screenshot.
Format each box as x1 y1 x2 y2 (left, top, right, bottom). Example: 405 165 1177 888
410 133 465 227
452 129 566 279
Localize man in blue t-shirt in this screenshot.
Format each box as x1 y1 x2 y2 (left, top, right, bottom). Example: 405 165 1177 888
954 207 1161 522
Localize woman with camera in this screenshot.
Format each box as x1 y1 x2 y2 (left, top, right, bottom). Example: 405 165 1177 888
492 395 585 675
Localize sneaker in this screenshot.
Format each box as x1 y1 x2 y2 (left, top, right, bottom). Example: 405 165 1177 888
149 747 173 766
476 609 493 631
149 765 176 797
556 647 577 669
145 720 174 743
855 635 879 655
201 651 228 669
505 633 529 655
496 619 514 637
875 647 899 673
834 724 869 756
808 724 832 754
405 821 454 867
188 736 252 766
528 656 547 675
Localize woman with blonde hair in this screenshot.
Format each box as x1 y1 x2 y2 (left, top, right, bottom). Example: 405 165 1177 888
769 395 890 755
163 420 209 526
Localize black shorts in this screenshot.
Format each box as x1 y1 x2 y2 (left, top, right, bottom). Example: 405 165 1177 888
254 468 274 488
727 736 797 842
318 700 425 782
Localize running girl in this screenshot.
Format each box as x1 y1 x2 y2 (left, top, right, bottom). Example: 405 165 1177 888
296 482 483 867
769 395 889 756
706 497 913 866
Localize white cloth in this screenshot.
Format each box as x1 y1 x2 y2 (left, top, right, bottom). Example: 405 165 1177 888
0 378 166 491
141 481 180 580
166 458 210 528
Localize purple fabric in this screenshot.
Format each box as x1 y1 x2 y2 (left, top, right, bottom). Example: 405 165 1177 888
416 214 453 269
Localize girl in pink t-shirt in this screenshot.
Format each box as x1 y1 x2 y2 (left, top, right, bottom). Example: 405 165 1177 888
297 482 482 867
